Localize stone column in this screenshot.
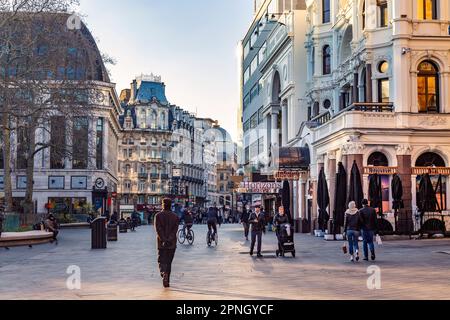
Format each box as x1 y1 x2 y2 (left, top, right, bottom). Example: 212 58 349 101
271 110 279 149
366 64 373 103
314 159 325 232
396 144 413 234
327 151 337 231
281 102 288 146
353 73 359 103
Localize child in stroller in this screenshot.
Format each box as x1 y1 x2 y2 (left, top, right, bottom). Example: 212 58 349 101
274 206 296 258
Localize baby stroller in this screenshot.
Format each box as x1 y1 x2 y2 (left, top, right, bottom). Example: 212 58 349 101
276 223 296 258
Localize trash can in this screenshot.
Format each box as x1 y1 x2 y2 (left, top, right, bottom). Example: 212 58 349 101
119 219 128 233
107 222 118 241
91 217 107 249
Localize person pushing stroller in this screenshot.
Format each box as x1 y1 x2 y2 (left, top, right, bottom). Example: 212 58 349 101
273 206 296 258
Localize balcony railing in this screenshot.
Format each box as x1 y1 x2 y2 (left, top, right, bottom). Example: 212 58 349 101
138 173 148 180
150 173 160 180
311 103 394 127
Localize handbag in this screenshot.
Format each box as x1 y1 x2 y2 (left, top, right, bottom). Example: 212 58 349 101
342 243 348 254
376 235 383 246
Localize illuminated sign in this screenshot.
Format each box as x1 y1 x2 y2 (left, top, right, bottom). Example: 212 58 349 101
237 182 282 194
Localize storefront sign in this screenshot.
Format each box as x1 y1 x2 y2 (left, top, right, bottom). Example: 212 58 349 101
237 182 282 194
274 171 307 181
412 167 450 176
364 167 398 175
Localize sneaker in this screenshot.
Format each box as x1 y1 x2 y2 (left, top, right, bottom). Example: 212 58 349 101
350 255 354 262
250 251 254 256
355 251 360 262
257 253 263 258
371 253 376 261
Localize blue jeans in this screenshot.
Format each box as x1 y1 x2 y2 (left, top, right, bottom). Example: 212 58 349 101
346 230 360 255
362 230 375 258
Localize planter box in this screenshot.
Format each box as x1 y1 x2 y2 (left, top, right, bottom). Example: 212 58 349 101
335 234 344 241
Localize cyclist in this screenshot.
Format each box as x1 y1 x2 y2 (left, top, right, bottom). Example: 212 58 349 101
183 209 194 233
207 204 220 241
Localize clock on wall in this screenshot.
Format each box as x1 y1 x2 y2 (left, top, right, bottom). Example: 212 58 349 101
95 178 105 189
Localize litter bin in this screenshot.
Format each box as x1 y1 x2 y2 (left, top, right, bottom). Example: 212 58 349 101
107 222 118 241
91 217 107 249
119 219 128 233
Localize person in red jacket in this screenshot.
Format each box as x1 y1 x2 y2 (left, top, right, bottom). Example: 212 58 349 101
154 198 180 288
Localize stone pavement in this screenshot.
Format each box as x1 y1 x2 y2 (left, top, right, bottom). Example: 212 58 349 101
0 224 449 300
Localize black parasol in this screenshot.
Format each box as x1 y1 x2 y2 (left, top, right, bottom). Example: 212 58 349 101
368 174 383 210
282 180 292 223
333 162 347 234
391 174 404 211
317 167 330 232
417 174 438 214
348 161 364 209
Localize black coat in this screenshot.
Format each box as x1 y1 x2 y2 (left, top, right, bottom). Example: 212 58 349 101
207 207 219 221
241 210 250 223
249 212 266 233
155 210 180 250
273 214 289 227
359 206 379 233
344 212 362 232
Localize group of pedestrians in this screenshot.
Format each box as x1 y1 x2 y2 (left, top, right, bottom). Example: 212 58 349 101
344 199 379 262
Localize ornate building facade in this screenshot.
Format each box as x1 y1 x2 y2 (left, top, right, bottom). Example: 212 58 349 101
117 75 230 214
241 0 450 234
291 0 450 234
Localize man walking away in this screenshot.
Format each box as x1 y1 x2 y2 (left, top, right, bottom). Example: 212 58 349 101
241 208 250 241
155 198 180 288
360 199 379 261
249 205 266 258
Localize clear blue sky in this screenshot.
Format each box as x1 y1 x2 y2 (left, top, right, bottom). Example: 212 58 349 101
78 0 254 141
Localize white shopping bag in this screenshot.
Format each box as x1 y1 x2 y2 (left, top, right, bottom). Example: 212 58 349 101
376 235 383 246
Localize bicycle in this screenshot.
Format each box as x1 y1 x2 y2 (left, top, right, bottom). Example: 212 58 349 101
206 229 218 247
178 225 195 245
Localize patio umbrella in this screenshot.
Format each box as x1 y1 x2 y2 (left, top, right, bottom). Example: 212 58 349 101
281 181 292 223
417 174 438 214
317 167 330 231
368 174 383 210
348 161 364 209
391 174 404 211
333 162 347 234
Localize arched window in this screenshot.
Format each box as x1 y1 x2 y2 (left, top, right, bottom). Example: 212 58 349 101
378 0 388 27
418 0 437 20
322 0 331 23
418 61 439 113
313 101 320 117
151 111 157 129
416 152 445 167
368 152 389 167
160 112 166 129
323 45 331 75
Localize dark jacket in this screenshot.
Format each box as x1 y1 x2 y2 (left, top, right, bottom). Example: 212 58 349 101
273 214 289 227
249 212 266 233
155 210 180 250
359 206 379 233
184 213 194 225
344 211 362 232
207 207 219 221
241 210 250 223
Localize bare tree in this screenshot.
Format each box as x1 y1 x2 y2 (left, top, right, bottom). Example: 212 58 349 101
1 2 110 215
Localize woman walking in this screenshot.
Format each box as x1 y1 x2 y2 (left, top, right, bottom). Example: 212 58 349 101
344 201 362 262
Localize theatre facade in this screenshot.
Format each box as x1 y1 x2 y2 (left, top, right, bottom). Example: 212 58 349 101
286 0 450 235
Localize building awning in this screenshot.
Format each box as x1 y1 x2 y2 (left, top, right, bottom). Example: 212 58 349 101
277 147 311 170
